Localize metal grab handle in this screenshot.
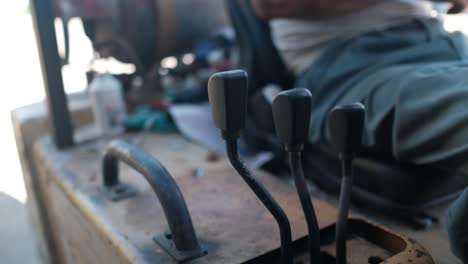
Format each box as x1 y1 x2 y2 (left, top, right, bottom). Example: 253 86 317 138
102 140 203 255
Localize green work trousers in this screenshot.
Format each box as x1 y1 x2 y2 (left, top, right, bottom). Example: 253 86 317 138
297 18 468 262
298 18 468 174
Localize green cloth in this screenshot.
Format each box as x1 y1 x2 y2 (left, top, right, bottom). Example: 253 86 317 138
296 18 468 262
123 106 177 132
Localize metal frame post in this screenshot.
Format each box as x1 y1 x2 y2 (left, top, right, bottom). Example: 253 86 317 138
31 0 74 149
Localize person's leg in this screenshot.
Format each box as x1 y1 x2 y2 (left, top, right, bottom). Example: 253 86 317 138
357 62 468 175
302 58 468 174
295 18 468 174
295 17 468 262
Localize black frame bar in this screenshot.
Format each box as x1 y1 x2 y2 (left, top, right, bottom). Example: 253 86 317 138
31 0 74 149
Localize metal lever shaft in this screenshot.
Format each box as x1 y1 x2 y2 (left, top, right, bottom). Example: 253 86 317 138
273 88 322 264
208 70 293 264
328 103 365 264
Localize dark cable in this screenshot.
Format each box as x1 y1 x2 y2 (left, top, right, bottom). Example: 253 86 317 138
336 158 353 264
225 137 293 264
288 151 321 264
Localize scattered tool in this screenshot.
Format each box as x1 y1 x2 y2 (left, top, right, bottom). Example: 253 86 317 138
208 70 293 264
328 103 365 264
272 88 322 264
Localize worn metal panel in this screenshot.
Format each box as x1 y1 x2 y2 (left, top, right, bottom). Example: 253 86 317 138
31 132 446 263
33 133 336 263
12 93 93 263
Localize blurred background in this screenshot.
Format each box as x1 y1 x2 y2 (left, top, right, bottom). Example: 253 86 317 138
0 1 71 263
0 1 232 262
0 1 467 263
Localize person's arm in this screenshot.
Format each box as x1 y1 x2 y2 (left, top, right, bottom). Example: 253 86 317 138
252 0 467 20
251 0 381 19
433 0 468 13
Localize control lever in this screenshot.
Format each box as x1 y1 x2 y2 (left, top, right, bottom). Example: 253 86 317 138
272 88 321 264
208 70 293 264
328 103 365 264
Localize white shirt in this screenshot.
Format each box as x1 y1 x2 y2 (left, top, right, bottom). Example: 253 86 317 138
270 0 434 75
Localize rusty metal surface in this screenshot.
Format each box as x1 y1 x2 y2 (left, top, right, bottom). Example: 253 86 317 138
361 207 463 264
312 219 434 264
321 237 392 263
312 179 462 263
32 131 448 263
348 219 434 264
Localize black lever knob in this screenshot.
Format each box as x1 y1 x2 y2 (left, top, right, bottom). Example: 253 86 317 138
208 70 248 135
272 88 312 151
328 103 365 158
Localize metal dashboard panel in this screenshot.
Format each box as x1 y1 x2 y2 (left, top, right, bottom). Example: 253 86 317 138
34 132 337 263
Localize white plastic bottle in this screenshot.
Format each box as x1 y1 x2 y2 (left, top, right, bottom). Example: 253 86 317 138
88 74 127 136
